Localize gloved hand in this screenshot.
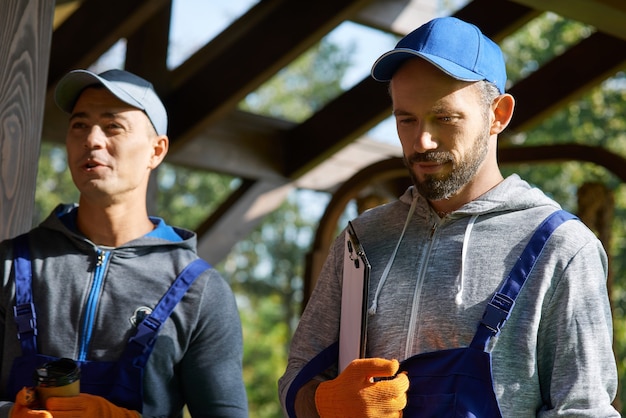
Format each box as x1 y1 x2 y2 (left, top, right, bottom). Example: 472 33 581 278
315 358 409 418
10 387 52 418
45 394 140 418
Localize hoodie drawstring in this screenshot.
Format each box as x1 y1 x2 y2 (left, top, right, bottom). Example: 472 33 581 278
368 195 418 316
367 194 480 314
456 214 479 305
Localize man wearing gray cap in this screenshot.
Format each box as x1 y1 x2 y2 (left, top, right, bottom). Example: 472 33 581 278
279 17 619 417
0 69 248 417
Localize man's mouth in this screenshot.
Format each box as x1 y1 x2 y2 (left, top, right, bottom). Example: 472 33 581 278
83 158 104 170
416 161 445 175
408 152 452 175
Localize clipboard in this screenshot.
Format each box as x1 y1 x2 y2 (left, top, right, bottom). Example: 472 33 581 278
338 221 371 372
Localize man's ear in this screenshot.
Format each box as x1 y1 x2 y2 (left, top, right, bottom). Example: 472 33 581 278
490 93 515 135
150 135 169 169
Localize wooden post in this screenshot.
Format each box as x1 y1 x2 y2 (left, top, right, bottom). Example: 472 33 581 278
577 181 619 412
577 181 615 309
0 0 55 240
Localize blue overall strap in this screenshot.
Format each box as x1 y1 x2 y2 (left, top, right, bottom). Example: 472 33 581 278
285 342 339 418
123 258 211 368
471 210 578 351
12 233 38 355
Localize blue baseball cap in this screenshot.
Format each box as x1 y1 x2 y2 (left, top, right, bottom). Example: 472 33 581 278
55 69 168 135
371 17 507 93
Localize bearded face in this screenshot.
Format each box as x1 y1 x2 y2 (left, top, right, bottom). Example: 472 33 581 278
404 119 490 200
390 59 499 203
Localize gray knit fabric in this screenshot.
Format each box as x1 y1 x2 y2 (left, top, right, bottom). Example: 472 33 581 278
279 174 619 417
0 204 248 418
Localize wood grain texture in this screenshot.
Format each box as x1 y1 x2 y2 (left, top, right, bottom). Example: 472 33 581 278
0 0 54 240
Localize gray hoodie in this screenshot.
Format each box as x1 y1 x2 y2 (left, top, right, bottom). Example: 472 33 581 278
0 204 248 418
279 174 619 417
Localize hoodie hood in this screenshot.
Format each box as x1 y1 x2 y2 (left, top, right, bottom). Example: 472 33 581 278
39 203 198 254
398 174 562 217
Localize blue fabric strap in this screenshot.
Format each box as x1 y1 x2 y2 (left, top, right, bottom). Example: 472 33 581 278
108 257 211 410
471 209 577 350
282 209 578 417
285 342 339 418
123 258 211 368
12 233 38 355
11 232 210 367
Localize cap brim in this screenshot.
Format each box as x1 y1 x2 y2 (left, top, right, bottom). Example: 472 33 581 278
371 49 484 83
54 70 145 114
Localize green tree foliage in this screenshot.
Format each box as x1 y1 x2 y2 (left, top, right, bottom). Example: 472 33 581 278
222 39 351 417
502 13 593 84
239 294 292 417
32 12 626 415
219 194 317 417
240 38 351 121
154 163 235 230
33 142 78 225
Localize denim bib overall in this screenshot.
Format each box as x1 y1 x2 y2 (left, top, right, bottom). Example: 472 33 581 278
285 210 576 418
6 233 210 412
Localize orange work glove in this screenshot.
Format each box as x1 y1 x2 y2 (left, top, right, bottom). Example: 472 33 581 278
45 394 140 418
10 387 52 418
315 358 409 418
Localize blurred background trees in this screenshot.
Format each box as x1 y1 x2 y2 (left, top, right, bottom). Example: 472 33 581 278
33 13 626 417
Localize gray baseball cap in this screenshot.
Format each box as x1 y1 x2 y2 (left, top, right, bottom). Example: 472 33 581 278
54 69 168 135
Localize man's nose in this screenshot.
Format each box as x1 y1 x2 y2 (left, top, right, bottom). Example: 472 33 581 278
84 126 106 148
412 126 438 153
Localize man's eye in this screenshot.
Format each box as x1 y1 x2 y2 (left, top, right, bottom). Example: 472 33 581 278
70 122 87 129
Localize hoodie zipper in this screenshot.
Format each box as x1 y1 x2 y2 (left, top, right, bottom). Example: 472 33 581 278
429 222 438 238
78 248 109 361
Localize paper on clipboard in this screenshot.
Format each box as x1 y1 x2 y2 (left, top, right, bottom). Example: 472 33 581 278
339 221 371 373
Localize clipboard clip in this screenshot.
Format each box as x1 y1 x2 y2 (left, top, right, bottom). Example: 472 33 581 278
347 240 360 268
339 221 371 371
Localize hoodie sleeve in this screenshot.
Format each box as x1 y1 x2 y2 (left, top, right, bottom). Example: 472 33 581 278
278 231 345 415
536 237 619 417
178 268 248 417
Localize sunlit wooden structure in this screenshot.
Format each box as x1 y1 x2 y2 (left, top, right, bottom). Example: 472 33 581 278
1 0 625 299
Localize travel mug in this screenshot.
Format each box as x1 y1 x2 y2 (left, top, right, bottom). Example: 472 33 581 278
33 358 80 405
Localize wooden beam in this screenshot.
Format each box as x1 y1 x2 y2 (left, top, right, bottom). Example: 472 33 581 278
499 143 626 183
0 0 55 239
48 0 169 87
166 110 292 180
282 77 391 178
508 32 626 132
281 0 537 180
195 179 293 264
164 0 371 149
510 0 626 41
454 0 538 40
125 0 172 91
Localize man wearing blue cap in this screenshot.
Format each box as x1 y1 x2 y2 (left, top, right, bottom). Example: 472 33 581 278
279 17 619 417
0 69 248 417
